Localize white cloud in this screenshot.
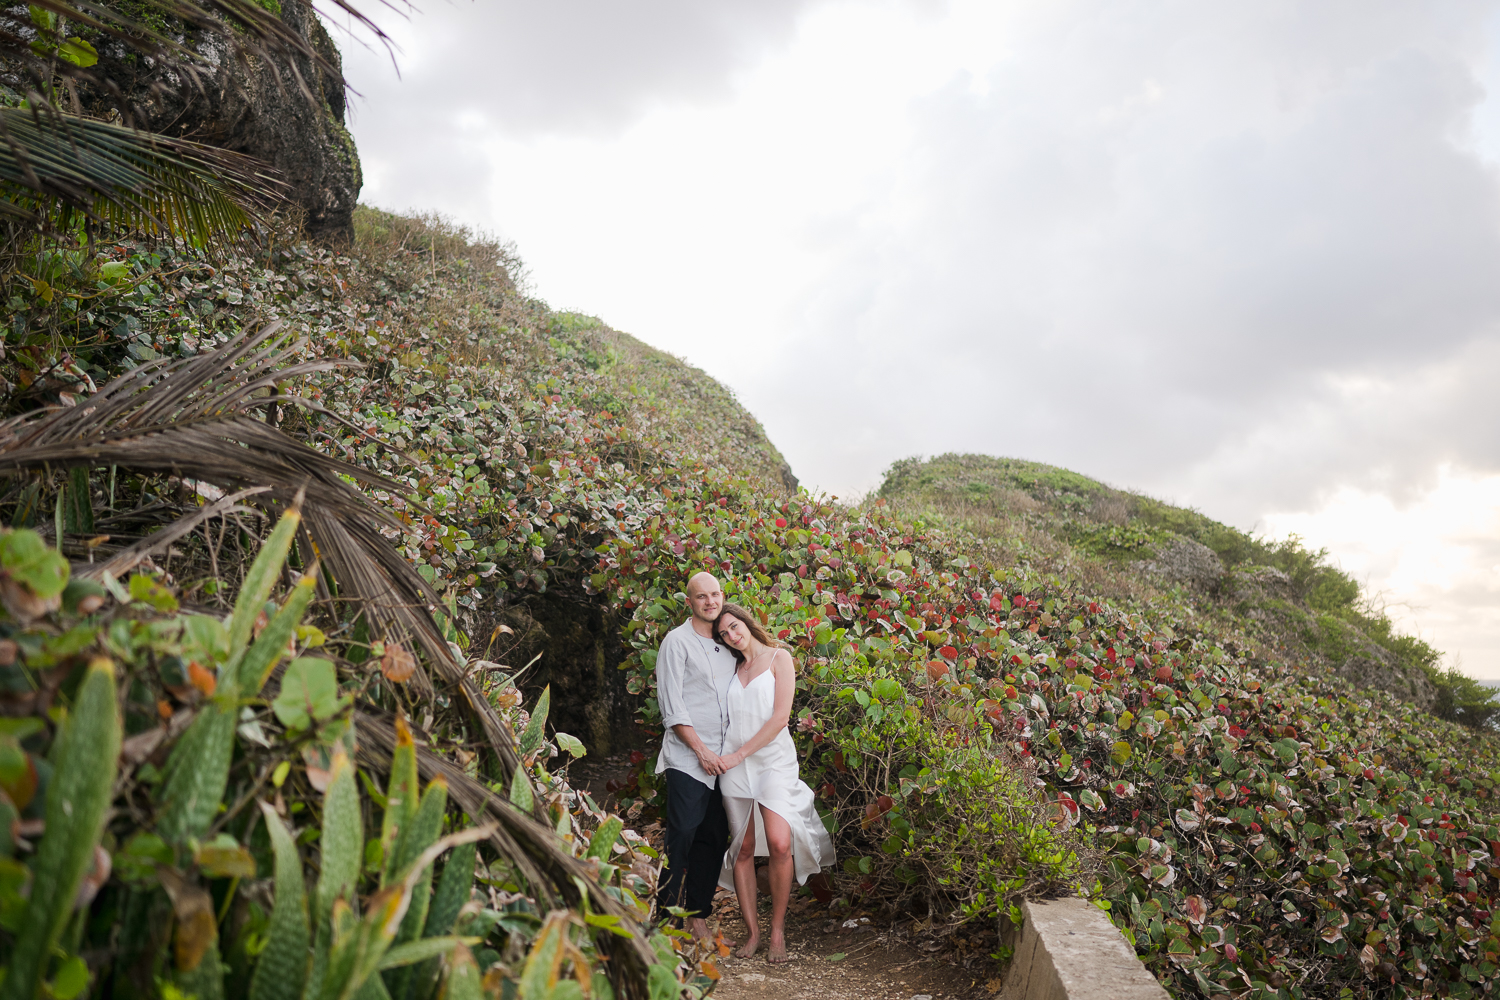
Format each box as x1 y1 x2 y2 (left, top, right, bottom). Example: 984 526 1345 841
1264 466 1500 679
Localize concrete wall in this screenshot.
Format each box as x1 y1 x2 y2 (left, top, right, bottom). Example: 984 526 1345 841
1003 897 1171 1000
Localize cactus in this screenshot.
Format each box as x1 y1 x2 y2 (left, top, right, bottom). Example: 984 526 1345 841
0 657 120 1000
249 802 312 1000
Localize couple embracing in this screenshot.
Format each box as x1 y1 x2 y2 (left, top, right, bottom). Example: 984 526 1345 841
653 571 835 963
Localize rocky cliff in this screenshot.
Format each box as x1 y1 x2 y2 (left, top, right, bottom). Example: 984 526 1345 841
90 0 362 242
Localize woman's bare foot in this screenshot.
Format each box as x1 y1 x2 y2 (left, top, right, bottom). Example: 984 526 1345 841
734 932 760 959
767 933 789 964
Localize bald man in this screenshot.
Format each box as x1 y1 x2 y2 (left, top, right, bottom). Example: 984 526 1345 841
654 571 737 942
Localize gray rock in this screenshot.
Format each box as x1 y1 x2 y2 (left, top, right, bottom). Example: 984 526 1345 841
1132 536 1224 590
1333 649 1438 713
92 0 361 243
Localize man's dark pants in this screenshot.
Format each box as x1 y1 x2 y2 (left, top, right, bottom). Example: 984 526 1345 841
660 768 730 920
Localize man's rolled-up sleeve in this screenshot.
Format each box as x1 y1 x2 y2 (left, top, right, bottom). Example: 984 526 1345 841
656 636 693 730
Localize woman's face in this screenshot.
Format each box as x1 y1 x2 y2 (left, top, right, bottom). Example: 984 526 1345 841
718 615 753 652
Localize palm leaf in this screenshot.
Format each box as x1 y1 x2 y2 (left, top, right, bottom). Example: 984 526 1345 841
0 324 521 753
0 108 284 240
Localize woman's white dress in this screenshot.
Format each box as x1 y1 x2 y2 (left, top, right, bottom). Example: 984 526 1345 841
718 667 835 890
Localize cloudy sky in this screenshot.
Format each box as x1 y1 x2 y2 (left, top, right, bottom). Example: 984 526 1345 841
337 0 1500 677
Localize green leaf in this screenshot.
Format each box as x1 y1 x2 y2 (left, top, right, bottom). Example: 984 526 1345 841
509 767 534 813
519 686 550 755
871 678 903 702
586 816 624 863
56 36 97 67
0 658 119 1000
238 570 318 693
555 732 587 758
51 955 90 999
229 506 301 657
377 937 478 970
0 528 68 598
128 573 178 612
273 658 345 733
826 953 847 962
250 802 310 1000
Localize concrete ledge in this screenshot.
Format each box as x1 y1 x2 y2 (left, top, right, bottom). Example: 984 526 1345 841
1003 898 1170 1000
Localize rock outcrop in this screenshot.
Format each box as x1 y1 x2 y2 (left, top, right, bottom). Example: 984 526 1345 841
94 0 361 243
1132 536 1225 590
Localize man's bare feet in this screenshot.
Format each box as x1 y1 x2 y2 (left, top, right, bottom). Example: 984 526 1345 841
688 917 711 946
735 931 761 959
767 933 789 964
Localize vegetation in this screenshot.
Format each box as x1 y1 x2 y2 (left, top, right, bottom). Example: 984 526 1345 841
4 199 1500 1000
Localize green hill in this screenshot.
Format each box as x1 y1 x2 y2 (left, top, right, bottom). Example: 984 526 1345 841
880 453 1490 725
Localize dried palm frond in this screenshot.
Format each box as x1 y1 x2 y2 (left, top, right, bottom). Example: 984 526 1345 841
0 108 284 239
0 324 532 780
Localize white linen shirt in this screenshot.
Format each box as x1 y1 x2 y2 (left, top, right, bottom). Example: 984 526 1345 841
654 618 739 788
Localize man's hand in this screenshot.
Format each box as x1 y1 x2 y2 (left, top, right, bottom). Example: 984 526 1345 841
695 748 724 775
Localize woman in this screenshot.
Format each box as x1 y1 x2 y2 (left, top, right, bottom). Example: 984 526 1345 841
713 603 835 963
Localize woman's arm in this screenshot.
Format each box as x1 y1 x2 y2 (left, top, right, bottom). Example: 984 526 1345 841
722 651 796 767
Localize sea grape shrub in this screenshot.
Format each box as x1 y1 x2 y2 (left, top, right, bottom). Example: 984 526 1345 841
586 487 1500 999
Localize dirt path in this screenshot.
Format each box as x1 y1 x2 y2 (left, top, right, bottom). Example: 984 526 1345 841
702 889 999 1000
565 753 999 998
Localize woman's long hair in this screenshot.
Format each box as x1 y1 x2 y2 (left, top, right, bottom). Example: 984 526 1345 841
713 603 786 666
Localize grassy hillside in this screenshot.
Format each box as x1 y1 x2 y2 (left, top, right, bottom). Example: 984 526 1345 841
3 206 1500 1000
880 453 1496 727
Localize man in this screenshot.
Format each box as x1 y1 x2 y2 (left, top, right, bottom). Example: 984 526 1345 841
654 570 738 943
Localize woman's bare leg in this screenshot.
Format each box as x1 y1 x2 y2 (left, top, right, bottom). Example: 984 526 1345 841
760 806 794 964
732 827 760 958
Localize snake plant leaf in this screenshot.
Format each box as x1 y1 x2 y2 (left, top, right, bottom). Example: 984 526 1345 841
519 686 549 756
305 747 363 1000
229 503 303 658
0 657 119 1000
157 698 237 844
238 567 319 693
509 766 534 813
249 802 311 1000
383 778 448 999
439 944 483 1000
379 714 420 880
408 840 477 1000
584 817 624 862
517 911 570 1000
377 937 479 971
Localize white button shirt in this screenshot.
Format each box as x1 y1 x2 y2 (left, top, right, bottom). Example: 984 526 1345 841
654 618 739 788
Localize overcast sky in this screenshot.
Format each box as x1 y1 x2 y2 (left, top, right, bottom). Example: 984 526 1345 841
338 0 1500 678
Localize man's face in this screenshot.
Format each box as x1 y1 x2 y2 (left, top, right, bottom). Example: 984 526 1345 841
686 574 723 622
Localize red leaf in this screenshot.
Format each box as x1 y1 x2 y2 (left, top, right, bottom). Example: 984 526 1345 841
939 645 958 661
